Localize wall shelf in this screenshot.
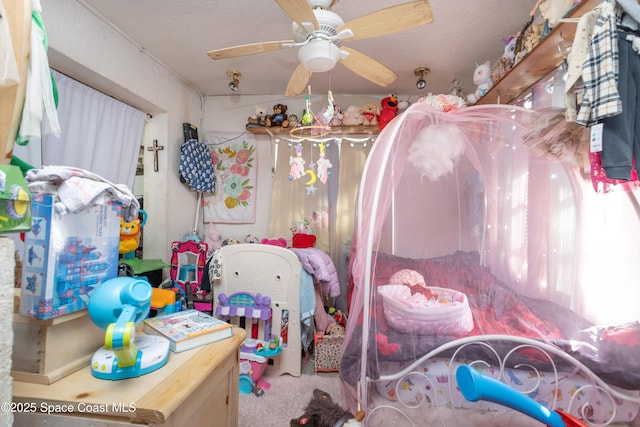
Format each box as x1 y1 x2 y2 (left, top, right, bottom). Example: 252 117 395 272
246 125 379 137
476 0 600 105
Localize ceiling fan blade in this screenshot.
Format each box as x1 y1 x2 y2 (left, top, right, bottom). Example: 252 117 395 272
337 1 434 42
339 46 397 87
207 40 293 59
285 63 313 97
275 0 318 31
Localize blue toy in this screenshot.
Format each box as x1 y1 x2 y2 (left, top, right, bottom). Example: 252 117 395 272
456 364 586 427
88 277 170 380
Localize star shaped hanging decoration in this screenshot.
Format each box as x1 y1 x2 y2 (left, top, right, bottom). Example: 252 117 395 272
305 185 317 196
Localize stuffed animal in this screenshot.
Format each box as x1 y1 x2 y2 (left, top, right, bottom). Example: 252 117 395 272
449 79 464 98
291 389 364 427
287 114 299 127
244 234 260 244
329 105 343 127
361 102 379 126
292 233 316 248
203 223 222 257
378 95 399 132
502 35 517 68
397 97 411 114
342 105 363 126
119 210 147 255
247 105 267 126
261 237 287 247
266 103 289 128
466 61 493 104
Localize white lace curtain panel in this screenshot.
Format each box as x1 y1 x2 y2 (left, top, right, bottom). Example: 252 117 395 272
13 69 146 188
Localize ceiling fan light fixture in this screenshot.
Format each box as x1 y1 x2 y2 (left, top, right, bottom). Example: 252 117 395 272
298 39 340 73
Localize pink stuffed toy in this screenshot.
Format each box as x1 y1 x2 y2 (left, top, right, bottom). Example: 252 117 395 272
261 237 287 247
203 223 222 257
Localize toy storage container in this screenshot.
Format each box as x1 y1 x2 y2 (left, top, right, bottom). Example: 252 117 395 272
20 193 122 320
377 285 473 335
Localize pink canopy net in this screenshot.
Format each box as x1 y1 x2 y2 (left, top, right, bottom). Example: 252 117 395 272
340 96 640 426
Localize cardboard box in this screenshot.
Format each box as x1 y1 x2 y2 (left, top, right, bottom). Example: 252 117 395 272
20 193 122 320
11 299 105 384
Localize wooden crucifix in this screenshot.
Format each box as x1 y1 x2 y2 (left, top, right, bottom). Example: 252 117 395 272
147 139 164 172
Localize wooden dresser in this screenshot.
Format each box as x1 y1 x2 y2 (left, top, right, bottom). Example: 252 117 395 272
12 327 246 426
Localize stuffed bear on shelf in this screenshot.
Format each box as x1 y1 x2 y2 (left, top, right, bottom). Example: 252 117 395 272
266 103 289 128
342 105 364 126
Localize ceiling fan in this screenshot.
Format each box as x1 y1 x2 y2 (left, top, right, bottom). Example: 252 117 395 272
207 0 434 96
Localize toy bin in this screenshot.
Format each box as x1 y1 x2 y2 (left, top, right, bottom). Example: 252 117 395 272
377 285 473 335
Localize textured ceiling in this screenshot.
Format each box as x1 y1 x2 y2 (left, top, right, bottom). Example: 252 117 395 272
78 0 539 99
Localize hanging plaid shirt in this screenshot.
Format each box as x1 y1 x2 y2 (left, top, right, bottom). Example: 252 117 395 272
576 0 623 126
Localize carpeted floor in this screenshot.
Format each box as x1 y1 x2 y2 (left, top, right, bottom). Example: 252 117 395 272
238 360 342 426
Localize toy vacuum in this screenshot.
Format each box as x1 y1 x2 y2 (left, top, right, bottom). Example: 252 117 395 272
456 364 587 427
88 277 170 380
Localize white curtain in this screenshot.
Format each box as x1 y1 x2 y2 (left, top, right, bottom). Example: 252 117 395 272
13 69 145 188
269 137 372 310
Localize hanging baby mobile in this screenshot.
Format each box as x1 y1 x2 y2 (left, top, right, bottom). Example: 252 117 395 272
288 141 332 196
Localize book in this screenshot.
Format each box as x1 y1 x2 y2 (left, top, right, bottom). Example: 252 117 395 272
143 309 233 353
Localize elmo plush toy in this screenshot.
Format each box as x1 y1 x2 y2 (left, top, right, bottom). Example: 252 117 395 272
378 95 399 132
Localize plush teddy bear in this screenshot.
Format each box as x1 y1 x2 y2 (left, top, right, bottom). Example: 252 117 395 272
361 102 379 126
466 61 493 104
292 233 316 248
247 105 267 126
342 105 363 126
266 103 289 128
378 95 399 132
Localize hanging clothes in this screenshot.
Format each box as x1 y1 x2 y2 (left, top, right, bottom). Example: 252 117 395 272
576 0 622 127
564 6 600 122
598 2 640 180
179 138 216 193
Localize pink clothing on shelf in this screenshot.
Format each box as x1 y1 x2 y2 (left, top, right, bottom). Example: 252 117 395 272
589 152 639 193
